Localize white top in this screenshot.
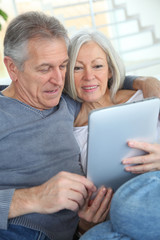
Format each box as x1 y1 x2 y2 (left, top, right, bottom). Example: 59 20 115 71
74 90 160 173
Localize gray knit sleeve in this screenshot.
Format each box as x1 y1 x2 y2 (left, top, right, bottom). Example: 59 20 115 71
123 75 138 90
0 189 15 229
62 94 81 119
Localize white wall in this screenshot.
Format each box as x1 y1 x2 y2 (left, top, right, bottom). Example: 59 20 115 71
125 0 160 38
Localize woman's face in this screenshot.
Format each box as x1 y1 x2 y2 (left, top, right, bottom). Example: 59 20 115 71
74 41 112 103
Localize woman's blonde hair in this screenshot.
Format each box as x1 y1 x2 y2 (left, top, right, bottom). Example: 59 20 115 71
64 30 125 102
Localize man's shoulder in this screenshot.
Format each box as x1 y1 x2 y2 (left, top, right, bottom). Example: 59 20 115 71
0 85 8 91
62 93 79 105
61 93 81 118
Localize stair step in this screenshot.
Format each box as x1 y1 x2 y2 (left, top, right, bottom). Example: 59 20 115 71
121 44 160 62
112 31 158 52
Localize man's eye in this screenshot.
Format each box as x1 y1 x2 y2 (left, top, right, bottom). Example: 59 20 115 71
74 66 82 71
39 69 49 73
60 64 67 70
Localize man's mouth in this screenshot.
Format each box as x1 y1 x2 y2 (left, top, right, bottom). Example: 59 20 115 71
44 88 59 95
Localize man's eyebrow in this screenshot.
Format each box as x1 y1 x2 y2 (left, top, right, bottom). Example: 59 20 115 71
36 59 69 69
63 59 69 64
35 63 51 70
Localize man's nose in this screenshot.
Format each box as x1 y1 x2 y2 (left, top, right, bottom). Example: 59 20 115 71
50 68 63 85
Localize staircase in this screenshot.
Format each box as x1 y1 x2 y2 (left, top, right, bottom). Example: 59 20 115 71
109 0 160 75
47 0 160 77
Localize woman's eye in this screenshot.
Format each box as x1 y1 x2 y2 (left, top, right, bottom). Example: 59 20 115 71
94 65 103 69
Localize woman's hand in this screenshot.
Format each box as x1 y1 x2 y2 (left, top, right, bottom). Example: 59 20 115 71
122 140 160 174
78 186 113 233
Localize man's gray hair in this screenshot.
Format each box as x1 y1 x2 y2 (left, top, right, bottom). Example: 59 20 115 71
64 30 125 101
4 11 69 70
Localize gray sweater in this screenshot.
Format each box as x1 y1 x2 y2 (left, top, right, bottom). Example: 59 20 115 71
0 92 82 240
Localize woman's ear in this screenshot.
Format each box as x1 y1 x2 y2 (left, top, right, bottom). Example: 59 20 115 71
3 56 19 82
108 67 112 79
108 68 113 88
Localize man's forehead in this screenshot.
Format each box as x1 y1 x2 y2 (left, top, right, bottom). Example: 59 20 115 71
36 58 69 69
27 37 68 63
28 37 68 52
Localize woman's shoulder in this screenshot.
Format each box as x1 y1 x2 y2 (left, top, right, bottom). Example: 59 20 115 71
115 90 137 104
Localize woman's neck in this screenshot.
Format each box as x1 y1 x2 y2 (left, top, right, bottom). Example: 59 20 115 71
74 89 136 127
74 93 114 127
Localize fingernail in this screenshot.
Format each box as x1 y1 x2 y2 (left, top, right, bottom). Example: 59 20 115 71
102 187 107 193
122 160 128 164
128 141 134 147
108 188 113 193
125 166 131 171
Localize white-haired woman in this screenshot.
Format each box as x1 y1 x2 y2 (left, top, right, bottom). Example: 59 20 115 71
65 30 160 236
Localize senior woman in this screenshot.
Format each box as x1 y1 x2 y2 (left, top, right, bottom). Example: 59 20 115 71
65 30 160 174
64 30 160 237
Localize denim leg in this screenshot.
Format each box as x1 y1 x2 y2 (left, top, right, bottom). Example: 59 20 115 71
80 221 130 240
0 224 51 240
111 171 160 240
80 171 160 240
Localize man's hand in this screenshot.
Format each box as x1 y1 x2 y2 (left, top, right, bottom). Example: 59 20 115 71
8 171 97 218
133 76 160 98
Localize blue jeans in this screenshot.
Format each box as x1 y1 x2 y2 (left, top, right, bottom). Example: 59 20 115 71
80 171 160 240
0 224 51 240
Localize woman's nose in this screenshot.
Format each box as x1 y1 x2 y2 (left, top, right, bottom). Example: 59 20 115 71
83 68 94 81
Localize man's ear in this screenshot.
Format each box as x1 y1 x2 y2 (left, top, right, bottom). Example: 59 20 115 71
3 56 19 82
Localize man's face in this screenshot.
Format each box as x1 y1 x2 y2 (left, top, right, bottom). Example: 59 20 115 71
14 37 69 110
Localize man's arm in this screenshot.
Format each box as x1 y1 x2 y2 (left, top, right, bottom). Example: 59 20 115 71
132 76 160 98
123 76 160 98
8 172 96 220
123 75 137 90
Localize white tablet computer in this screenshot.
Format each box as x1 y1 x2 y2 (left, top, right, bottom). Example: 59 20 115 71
87 97 160 192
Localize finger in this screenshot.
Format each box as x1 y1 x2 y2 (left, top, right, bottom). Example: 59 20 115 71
127 140 155 153
81 191 93 211
87 188 113 223
92 188 113 222
87 191 94 207
68 190 86 209
125 163 159 173
89 187 108 215
122 153 155 165
65 198 80 212
100 195 112 222
61 171 97 193
58 172 96 199
78 187 108 220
